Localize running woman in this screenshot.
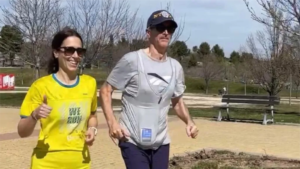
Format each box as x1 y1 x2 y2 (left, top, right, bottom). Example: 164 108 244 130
100 10 198 169
18 27 98 169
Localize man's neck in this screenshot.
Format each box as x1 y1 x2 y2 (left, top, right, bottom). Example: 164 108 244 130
148 45 167 61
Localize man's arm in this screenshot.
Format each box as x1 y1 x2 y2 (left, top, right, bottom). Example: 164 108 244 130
100 82 118 126
171 96 194 125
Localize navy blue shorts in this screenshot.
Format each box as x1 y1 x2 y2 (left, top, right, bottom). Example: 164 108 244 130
119 141 170 169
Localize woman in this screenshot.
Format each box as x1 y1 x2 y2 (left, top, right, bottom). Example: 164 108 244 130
18 27 98 169
100 10 198 169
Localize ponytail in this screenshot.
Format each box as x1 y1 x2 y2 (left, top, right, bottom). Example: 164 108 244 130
47 54 59 74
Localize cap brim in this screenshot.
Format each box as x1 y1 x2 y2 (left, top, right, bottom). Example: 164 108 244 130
153 19 178 28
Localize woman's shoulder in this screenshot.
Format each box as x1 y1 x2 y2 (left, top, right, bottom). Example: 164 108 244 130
79 74 96 83
30 74 53 87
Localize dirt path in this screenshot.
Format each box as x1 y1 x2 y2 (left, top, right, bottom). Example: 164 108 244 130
0 108 300 169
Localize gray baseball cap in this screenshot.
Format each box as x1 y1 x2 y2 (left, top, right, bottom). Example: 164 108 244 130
146 10 178 28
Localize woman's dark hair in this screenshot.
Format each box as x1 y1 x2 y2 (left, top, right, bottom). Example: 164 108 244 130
47 27 83 74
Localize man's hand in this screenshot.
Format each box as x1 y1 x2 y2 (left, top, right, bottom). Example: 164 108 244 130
186 121 198 139
109 121 130 145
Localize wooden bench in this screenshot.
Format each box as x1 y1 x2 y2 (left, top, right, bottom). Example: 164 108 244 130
216 95 281 125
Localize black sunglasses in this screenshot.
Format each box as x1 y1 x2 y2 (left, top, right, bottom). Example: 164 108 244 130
58 47 86 57
151 24 176 34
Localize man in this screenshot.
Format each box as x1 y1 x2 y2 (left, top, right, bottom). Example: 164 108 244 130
100 9 198 169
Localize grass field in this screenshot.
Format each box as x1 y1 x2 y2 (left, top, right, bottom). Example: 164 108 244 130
1 93 299 124
0 67 298 96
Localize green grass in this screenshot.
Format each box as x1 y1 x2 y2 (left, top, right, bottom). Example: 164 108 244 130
0 67 298 96
0 93 122 108
1 93 299 124
168 106 300 124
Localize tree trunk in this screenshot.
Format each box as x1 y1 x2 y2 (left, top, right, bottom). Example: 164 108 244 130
79 66 84 74
205 79 209 94
35 56 41 79
35 67 40 79
244 83 247 95
296 85 299 99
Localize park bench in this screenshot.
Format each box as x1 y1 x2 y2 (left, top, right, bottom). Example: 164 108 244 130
215 94 280 125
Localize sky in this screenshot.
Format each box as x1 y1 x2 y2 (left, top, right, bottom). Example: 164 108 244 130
0 0 264 57
126 0 264 56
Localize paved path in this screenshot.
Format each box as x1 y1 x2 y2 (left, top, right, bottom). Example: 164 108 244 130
0 108 300 169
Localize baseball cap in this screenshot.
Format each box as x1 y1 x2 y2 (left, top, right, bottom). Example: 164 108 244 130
146 10 178 29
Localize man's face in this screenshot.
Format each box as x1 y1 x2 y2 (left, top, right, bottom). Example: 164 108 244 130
148 21 176 48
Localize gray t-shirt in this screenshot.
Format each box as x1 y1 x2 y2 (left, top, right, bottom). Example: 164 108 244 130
107 49 185 97
106 49 186 149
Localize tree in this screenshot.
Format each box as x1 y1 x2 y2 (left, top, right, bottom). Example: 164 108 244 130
240 52 254 62
199 42 210 56
244 0 300 36
0 25 23 66
188 54 197 68
192 46 198 53
130 38 147 51
246 7 292 96
67 0 141 72
229 51 240 64
292 63 300 98
191 54 223 94
164 2 187 44
1 0 64 79
169 40 189 62
235 62 253 95
211 44 225 59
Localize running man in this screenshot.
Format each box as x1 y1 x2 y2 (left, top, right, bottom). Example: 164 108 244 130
18 27 98 169
100 10 198 169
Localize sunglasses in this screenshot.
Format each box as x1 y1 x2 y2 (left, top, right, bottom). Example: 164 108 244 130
152 24 176 34
58 47 86 57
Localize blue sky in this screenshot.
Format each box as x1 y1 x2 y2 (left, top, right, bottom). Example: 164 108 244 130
127 0 264 56
0 0 264 57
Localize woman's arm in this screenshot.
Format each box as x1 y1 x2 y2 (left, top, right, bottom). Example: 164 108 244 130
87 113 98 128
18 84 46 138
87 80 99 131
18 114 38 138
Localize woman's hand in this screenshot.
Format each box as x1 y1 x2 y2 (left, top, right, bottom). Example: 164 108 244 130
85 127 97 146
32 95 52 120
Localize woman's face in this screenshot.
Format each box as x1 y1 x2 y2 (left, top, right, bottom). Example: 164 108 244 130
54 36 85 73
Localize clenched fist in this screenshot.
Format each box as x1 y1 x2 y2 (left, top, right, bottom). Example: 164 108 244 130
31 95 52 120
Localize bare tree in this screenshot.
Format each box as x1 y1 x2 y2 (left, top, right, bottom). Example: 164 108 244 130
289 26 300 97
190 55 223 94
292 63 300 98
0 0 64 79
234 61 253 95
164 2 188 44
244 0 300 36
246 7 293 96
67 0 141 73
